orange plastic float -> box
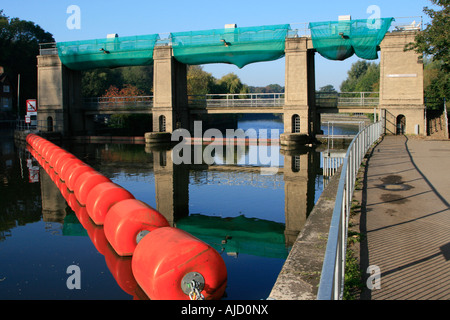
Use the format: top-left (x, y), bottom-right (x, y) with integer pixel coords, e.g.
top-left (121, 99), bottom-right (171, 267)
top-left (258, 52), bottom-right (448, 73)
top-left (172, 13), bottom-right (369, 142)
top-left (66, 163), bottom-right (95, 192)
top-left (59, 158), bottom-right (84, 182)
top-left (53, 152), bottom-right (76, 175)
top-left (131, 227), bottom-right (227, 300)
top-left (48, 148), bottom-right (67, 169)
top-left (86, 182), bottom-right (135, 225)
top-left (73, 171), bottom-right (111, 206)
top-left (104, 199), bottom-right (170, 256)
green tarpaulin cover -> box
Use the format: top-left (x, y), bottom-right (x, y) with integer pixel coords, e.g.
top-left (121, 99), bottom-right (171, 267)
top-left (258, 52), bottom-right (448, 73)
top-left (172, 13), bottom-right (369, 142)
top-left (57, 34), bottom-right (160, 70)
top-left (170, 24), bottom-right (290, 68)
top-left (309, 18), bottom-right (394, 60)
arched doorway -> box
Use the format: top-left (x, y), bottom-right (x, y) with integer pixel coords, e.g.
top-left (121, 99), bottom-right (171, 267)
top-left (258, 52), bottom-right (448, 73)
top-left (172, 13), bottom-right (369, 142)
top-left (292, 114), bottom-right (300, 133)
top-left (159, 115), bottom-right (166, 132)
top-left (396, 115), bottom-right (406, 135)
top-left (47, 116), bottom-right (53, 132)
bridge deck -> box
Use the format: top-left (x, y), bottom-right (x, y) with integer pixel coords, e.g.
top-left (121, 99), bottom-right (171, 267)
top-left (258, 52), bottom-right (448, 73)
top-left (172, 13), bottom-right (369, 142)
top-left (82, 92), bottom-right (379, 114)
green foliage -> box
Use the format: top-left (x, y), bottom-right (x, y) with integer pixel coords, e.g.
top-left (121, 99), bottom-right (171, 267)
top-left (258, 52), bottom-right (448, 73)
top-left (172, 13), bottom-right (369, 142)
top-left (108, 114), bottom-right (152, 135)
top-left (81, 66), bottom-right (153, 97)
top-left (186, 66), bottom-right (250, 96)
top-left (340, 60), bottom-right (379, 93)
top-left (186, 65), bottom-right (216, 95)
top-left (248, 84), bottom-right (284, 93)
top-left (215, 73), bottom-right (248, 94)
top-left (406, 0), bottom-right (449, 103)
top-left (318, 84), bottom-right (337, 92)
top-left (406, 0), bottom-right (450, 72)
top-left (0, 10), bottom-right (54, 114)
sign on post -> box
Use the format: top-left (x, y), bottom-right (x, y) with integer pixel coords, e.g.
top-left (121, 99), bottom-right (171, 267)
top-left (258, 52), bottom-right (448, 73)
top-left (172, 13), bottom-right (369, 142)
top-left (25, 115), bottom-right (31, 124)
top-left (26, 99), bottom-right (37, 116)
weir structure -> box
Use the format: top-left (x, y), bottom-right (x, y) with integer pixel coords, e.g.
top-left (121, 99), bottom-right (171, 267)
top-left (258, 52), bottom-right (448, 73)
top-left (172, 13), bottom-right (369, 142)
top-left (35, 17), bottom-right (424, 145)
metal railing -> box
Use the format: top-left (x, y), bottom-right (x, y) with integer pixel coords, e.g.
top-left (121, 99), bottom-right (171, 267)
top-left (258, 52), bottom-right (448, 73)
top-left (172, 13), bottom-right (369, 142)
top-left (316, 92), bottom-right (379, 108)
top-left (83, 96), bottom-right (153, 110)
top-left (317, 120), bottom-right (383, 300)
top-left (16, 119), bottom-right (64, 132)
top-left (188, 93), bottom-right (285, 108)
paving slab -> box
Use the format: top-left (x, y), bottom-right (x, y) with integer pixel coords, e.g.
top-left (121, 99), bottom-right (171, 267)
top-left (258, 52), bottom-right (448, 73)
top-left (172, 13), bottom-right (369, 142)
top-left (360, 135), bottom-right (450, 300)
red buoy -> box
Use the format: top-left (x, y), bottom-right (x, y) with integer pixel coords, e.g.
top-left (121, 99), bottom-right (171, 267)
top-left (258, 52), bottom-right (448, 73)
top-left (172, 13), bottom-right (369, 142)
top-left (131, 227), bottom-right (227, 300)
top-left (104, 199), bottom-right (170, 256)
top-left (53, 152), bottom-right (76, 175)
top-left (86, 182), bottom-right (135, 225)
top-left (59, 158), bottom-right (84, 182)
top-left (73, 171), bottom-right (111, 206)
top-left (66, 163), bottom-right (95, 192)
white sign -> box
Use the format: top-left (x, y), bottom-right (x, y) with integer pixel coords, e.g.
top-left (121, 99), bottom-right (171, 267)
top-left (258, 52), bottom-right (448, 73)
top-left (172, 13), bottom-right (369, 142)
top-left (25, 115), bottom-right (31, 124)
top-left (26, 99), bottom-right (37, 116)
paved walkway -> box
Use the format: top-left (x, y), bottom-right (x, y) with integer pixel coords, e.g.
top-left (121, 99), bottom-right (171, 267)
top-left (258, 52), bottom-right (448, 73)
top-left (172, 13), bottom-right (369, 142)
top-left (360, 135), bottom-right (450, 300)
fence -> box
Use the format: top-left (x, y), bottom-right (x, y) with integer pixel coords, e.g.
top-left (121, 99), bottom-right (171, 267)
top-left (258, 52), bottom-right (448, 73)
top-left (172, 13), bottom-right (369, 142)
top-left (16, 119), bottom-right (64, 132)
top-left (317, 120), bottom-right (383, 300)
top-left (83, 96), bottom-right (153, 110)
top-left (188, 93), bottom-right (285, 108)
top-left (316, 92), bottom-right (379, 108)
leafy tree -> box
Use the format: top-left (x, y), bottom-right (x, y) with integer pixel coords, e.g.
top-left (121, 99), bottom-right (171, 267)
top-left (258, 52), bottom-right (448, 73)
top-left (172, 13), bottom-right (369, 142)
top-left (405, 0), bottom-right (449, 104)
top-left (0, 10), bottom-right (54, 115)
top-left (215, 73), bottom-right (248, 94)
top-left (120, 65), bottom-right (153, 94)
top-left (318, 84), bottom-right (337, 92)
top-left (186, 65), bottom-right (216, 95)
top-left (340, 60), bottom-right (379, 93)
top-left (81, 68), bottom-right (120, 97)
top-left (406, 0), bottom-right (449, 72)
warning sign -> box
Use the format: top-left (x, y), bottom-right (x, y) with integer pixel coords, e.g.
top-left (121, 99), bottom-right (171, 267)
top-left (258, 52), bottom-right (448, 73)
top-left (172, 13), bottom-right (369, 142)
top-left (26, 99), bottom-right (37, 115)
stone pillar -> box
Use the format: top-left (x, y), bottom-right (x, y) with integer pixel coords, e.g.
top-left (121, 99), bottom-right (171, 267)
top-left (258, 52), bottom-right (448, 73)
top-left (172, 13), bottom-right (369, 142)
top-left (281, 37), bottom-right (317, 147)
top-left (151, 46), bottom-right (188, 136)
top-left (37, 54), bottom-right (84, 136)
top-left (379, 32), bottom-right (425, 135)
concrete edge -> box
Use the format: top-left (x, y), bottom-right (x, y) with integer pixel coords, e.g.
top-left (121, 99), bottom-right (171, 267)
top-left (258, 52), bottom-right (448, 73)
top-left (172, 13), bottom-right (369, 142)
top-left (268, 165), bottom-right (342, 300)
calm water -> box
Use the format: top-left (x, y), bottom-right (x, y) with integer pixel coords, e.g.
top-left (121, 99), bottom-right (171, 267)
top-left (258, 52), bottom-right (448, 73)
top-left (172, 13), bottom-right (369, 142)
top-left (0, 117), bottom-right (356, 300)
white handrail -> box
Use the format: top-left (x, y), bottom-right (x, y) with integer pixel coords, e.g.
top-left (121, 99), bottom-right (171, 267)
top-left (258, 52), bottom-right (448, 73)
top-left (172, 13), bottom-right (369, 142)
top-left (317, 120), bottom-right (383, 300)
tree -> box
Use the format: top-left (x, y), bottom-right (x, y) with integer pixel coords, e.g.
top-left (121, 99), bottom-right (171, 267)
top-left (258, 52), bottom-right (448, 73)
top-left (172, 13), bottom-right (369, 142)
top-left (318, 84), bottom-right (337, 93)
top-left (340, 60), bottom-right (379, 93)
top-left (215, 73), bottom-right (248, 94)
top-left (405, 0), bottom-right (449, 103)
top-left (186, 65), bottom-right (216, 96)
top-left (0, 10), bottom-right (54, 115)
top-left (406, 0), bottom-right (449, 72)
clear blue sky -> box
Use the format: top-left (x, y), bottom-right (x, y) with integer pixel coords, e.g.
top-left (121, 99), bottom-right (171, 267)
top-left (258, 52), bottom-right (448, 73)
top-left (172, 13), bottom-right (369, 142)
top-left (1, 0), bottom-right (434, 90)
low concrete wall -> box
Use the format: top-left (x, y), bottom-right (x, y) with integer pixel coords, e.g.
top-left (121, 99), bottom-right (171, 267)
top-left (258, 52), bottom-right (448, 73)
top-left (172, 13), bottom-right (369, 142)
top-left (268, 165), bottom-right (341, 300)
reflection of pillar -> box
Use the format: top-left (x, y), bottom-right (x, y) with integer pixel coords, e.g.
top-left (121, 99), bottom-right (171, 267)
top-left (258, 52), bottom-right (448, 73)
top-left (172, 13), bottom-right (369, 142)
top-left (152, 148), bottom-right (189, 226)
top-left (282, 148), bottom-right (318, 246)
top-left (40, 167), bottom-right (67, 222)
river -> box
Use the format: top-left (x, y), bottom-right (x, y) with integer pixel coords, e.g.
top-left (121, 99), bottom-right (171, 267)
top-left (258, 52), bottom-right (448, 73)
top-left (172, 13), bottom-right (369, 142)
top-left (0, 115), bottom-right (360, 300)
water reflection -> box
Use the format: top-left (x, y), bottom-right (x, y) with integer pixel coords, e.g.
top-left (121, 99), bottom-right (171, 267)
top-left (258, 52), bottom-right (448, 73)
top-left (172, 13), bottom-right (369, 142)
top-left (0, 132), bottom-right (346, 299)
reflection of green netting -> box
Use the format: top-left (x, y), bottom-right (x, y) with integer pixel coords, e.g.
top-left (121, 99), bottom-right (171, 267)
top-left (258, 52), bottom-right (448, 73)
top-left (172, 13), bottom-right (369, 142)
top-left (309, 18), bottom-right (394, 60)
top-left (176, 214), bottom-right (288, 259)
top-left (57, 34), bottom-right (160, 70)
top-left (170, 24), bottom-right (290, 68)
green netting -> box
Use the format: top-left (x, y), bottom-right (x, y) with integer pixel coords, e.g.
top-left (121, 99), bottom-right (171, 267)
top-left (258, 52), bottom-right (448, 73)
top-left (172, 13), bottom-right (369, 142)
top-left (309, 18), bottom-right (394, 60)
top-left (170, 24), bottom-right (290, 68)
top-left (57, 34), bottom-right (160, 70)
